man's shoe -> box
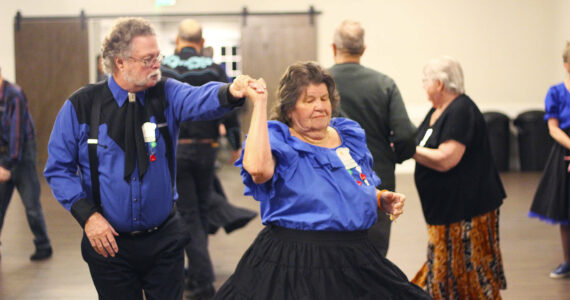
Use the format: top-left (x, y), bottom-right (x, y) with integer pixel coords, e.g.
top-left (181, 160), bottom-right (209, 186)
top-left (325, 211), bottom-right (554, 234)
top-left (549, 262), bottom-right (570, 278)
top-left (187, 284), bottom-right (215, 300)
top-left (30, 247), bottom-right (52, 261)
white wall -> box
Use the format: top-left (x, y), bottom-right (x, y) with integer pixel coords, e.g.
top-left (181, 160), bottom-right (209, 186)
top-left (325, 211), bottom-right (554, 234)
top-left (554, 0), bottom-right (570, 78)
top-left (1, 0), bottom-right (567, 122)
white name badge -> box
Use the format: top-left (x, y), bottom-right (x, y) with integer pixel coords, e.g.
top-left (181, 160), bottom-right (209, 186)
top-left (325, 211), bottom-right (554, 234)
top-left (142, 122), bottom-right (157, 143)
top-left (336, 147), bottom-right (358, 170)
top-left (419, 128), bottom-right (433, 147)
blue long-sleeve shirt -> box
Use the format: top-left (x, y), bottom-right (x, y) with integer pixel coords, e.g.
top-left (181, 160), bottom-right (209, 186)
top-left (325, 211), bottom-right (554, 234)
top-left (44, 76), bottom-right (243, 232)
top-left (0, 79), bottom-right (36, 170)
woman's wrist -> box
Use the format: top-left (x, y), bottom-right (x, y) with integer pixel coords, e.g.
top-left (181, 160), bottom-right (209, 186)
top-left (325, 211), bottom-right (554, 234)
top-left (377, 189), bottom-right (388, 211)
top-left (377, 189), bottom-right (395, 221)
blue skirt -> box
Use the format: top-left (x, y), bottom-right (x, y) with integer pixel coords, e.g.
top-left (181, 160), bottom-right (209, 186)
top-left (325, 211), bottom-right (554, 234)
top-left (214, 226), bottom-right (431, 300)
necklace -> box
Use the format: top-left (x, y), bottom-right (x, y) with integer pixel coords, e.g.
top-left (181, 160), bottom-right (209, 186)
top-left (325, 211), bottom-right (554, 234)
top-left (297, 127), bottom-right (331, 145)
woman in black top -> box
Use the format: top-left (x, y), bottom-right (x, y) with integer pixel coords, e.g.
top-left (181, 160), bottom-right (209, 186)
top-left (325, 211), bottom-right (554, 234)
top-left (411, 56), bottom-right (507, 300)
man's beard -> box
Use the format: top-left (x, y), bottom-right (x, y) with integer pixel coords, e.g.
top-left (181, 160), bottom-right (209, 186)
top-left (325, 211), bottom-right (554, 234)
top-left (123, 69), bottom-right (161, 87)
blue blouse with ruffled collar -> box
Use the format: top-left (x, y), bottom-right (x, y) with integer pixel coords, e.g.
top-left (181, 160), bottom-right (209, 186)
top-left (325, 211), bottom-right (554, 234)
top-left (544, 82), bottom-right (570, 129)
top-left (235, 117), bottom-right (381, 231)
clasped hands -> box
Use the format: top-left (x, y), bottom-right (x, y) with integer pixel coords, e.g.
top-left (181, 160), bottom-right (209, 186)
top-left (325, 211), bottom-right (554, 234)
top-left (229, 75), bottom-right (267, 102)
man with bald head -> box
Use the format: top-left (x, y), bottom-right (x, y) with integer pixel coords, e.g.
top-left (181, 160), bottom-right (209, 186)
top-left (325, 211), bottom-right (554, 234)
top-left (161, 18), bottom-right (248, 300)
top-left (329, 20), bottom-right (416, 257)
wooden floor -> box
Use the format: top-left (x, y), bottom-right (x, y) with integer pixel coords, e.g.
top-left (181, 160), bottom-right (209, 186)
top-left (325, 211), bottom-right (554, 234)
top-left (1, 163), bottom-right (569, 299)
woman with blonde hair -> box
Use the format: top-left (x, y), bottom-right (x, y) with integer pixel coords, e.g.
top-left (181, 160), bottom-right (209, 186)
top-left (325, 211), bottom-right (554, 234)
top-left (529, 41), bottom-right (570, 279)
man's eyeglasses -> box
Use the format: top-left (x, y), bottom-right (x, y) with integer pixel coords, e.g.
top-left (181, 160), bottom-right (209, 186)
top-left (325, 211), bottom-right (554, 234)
top-left (127, 54), bottom-right (164, 68)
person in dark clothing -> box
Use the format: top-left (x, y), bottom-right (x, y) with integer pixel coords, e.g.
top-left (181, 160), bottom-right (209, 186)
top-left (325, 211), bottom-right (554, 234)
top-left (328, 20), bottom-right (416, 256)
top-left (161, 18), bottom-right (256, 300)
top-left (44, 17), bottom-right (261, 300)
top-left (206, 120), bottom-right (257, 236)
top-left (411, 56), bottom-right (506, 299)
top-left (0, 66), bottom-right (52, 261)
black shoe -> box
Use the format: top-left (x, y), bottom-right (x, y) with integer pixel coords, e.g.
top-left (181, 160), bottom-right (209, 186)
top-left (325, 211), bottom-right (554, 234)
top-left (30, 247), bottom-right (52, 261)
top-left (223, 209), bottom-right (258, 234)
top-left (187, 284), bottom-right (215, 300)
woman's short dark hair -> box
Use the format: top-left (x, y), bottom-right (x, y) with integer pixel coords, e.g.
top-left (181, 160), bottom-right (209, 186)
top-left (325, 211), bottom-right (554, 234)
top-left (270, 61), bottom-right (339, 126)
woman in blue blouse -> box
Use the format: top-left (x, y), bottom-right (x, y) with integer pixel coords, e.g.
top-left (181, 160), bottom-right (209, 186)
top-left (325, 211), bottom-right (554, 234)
top-left (529, 42), bottom-right (570, 279)
top-left (213, 62), bottom-right (431, 300)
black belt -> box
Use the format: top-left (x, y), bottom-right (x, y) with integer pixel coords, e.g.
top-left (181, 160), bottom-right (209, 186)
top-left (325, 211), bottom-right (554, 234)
top-left (121, 208), bottom-right (175, 237)
top-left (126, 226), bottom-right (160, 237)
top-left (178, 138), bottom-right (219, 147)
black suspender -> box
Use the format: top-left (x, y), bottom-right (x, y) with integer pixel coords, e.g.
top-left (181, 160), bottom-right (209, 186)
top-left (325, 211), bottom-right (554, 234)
top-left (88, 95), bottom-right (103, 209)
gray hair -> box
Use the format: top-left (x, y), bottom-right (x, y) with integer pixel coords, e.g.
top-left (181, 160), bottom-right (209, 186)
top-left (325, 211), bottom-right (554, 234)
top-left (562, 41), bottom-right (570, 64)
top-left (100, 17), bottom-right (156, 74)
top-left (270, 61), bottom-right (339, 126)
top-left (423, 56), bottom-right (465, 94)
top-left (333, 20), bottom-right (365, 55)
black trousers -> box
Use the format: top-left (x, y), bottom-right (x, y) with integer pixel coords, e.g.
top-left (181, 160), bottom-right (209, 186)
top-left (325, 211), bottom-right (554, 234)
top-left (81, 212), bottom-right (186, 300)
top-left (176, 143), bottom-right (218, 287)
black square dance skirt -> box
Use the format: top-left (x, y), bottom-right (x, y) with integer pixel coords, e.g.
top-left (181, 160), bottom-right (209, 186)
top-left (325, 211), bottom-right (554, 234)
top-left (529, 139), bottom-right (570, 225)
top-left (214, 225), bottom-right (432, 300)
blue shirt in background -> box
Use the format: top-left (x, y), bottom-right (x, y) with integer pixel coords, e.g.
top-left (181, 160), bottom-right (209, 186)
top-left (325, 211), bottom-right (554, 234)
top-left (544, 82), bottom-right (570, 129)
top-left (0, 79), bottom-right (36, 170)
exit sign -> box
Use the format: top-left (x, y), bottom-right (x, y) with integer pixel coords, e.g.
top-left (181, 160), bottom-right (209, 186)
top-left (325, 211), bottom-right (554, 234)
top-left (156, 0), bottom-right (176, 7)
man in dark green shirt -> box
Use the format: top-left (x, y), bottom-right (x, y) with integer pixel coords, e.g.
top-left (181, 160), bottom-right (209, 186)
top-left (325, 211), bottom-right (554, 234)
top-left (329, 20), bottom-right (416, 256)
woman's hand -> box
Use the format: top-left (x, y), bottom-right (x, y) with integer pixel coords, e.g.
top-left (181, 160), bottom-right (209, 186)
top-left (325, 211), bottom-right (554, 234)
top-left (245, 78), bottom-right (267, 104)
top-left (378, 190), bottom-right (405, 220)
top-left (229, 75), bottom-right (265, 98)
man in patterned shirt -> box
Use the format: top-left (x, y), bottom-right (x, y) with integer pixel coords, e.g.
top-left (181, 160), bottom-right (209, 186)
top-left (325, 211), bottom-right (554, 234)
top-left (0, 66), bottom-right (52, 261)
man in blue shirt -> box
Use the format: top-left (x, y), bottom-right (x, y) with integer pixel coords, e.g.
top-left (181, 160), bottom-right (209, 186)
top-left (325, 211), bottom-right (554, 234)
top-left (44, 17), bottom-right (261, 300)
top-left (0, 67), bottom-right (52, 261)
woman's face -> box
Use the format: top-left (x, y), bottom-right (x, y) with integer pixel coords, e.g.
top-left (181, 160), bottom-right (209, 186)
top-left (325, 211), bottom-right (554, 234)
top-left (423, 78), bottom-right (442, 104)
top-left (288, 83), bottom-right (332, 133)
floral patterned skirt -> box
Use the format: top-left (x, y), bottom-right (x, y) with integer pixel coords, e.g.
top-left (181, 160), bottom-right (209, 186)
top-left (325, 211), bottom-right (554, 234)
top-left (411, 209), bottom-right (507, 300)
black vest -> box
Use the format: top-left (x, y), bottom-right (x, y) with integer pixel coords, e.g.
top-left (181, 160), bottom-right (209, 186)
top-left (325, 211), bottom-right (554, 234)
top-left (68, 80), bottom-right (174, 207)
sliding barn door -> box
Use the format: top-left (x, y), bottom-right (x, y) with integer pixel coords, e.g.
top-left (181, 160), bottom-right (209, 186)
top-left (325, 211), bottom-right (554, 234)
top-left (14, 18), bottom-right (89, 173)
top-left (240, 15), bottom-right (317, 132)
